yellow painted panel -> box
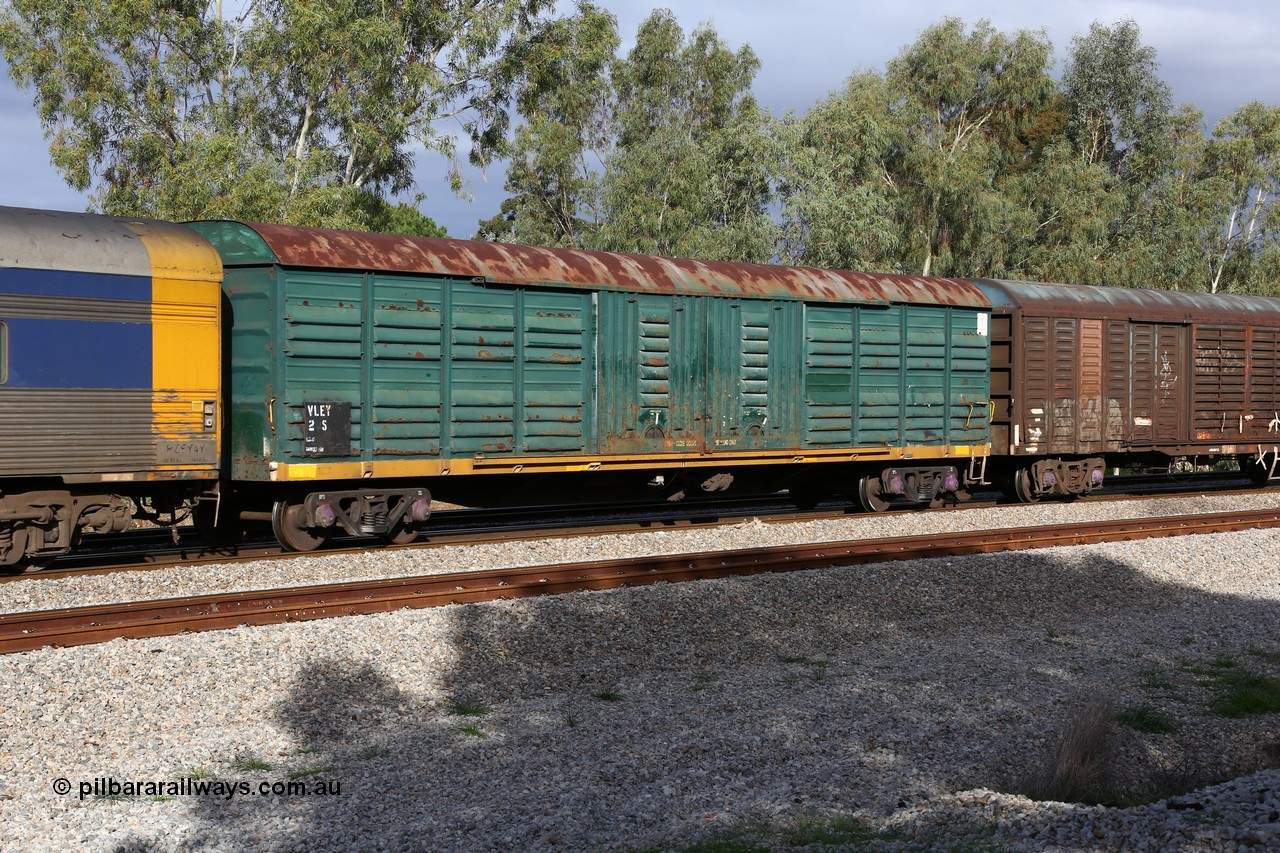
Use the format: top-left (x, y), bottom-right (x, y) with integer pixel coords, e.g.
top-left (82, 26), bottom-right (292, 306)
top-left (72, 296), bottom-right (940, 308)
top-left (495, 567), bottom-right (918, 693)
top-left (128, 223), bottom-right (223, 471)
top-left (272, 444), bottom-right (991, 481)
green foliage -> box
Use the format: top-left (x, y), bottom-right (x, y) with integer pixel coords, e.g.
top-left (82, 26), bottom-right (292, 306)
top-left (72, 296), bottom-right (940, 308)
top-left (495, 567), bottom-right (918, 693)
top-left (7, 3), bottom-right (1277, 288)
top-left (777, 72), bottom-right (900, 269)
top-left (886, 18), bottom-right (1056, 277)
top-left (777, 16), bottom-right (1280, 293)
top-left (780, 18), bottom-right (1058, 277)
top-left (448, 699), bottom-right (491, 717)
top-left (482, 6), bottom-right (777, 263)
top-left (0, 0), bottom-right (551, 224)
top-left (478, 1), bottom-right (619, 248)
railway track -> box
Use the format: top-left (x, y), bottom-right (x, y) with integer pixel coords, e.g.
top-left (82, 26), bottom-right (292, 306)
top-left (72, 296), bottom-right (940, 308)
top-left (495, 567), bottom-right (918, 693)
top-left (4, 472), bottom-right (1258, 581)
top-left (3, 506), bottom-right (1278, 655)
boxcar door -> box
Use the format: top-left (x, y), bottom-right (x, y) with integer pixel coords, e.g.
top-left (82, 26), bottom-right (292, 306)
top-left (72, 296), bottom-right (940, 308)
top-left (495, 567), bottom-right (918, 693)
top-left (1129, 322), bottom-right (1187, 444)
top-left (705, 299), bottom-right (793, 451)
top-left (598, 291), bottom-right (704, 455)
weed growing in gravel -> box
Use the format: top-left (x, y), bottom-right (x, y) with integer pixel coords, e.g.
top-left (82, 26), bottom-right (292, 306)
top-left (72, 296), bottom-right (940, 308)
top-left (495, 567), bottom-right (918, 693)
top-left (691, 673), bottom-right (719, 691)
top-left (1208, 653), bottom-right (1239, 671)
top-left (1207, 670), bottom-right (1280, 717)
top-left (185, 767), bottom-right (215, 781)
top-left (665, 813), bottom-right (899, 852)
top-left (357, 745), bottom-right (389, 761)
top-left (593, 688), bottom-right (623, 702)
top-left (1114, 705), bottom-right (1179, 734)
top-left (1044, 627), bottom-right (1078, 649)
top-left (231, 755), bottom-right (274, 772)
top-left (1021, 684), bottom-right (1266, 808)
top-left (456, 723), bottom-right (487, 738)
top-left (288, 765), bottom-right (337, 779)
top-left (778, 655), bottom-right (831, 684)
top-left (1247, 648), bottom-right (1280, 665)
top-left (449, 699), bottom-right (491, 717)
top-left (1022, 695), bottom-right (1113, 803)
top-left (781, 813), bottom-right (894, 846)
top-left (1138, 667), bottom-right (1174, 690)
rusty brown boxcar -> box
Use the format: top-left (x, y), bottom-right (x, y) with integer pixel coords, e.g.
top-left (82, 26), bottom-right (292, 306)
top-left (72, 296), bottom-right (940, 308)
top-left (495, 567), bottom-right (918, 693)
top-left (976, 279), bottom-right (1280, 500)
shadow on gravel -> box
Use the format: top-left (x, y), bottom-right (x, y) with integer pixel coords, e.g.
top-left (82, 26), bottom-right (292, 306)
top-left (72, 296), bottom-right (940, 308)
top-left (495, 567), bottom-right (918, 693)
top-left (121, 540), bottom-right (1280, 852)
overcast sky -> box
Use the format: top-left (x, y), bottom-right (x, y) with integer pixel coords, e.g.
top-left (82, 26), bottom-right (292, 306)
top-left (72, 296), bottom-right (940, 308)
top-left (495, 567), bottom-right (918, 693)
top-left (2, 0), bottom-right (1277, 237)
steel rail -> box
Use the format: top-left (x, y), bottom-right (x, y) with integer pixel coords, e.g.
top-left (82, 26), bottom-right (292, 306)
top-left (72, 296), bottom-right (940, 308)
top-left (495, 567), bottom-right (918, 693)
top-left (3, 507), bottom-right (1279, 655)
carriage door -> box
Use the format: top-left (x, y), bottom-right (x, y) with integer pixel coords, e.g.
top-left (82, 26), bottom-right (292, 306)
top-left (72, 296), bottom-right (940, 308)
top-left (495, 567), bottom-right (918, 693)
top-left (1129, 322), bottom-right (1187, 444)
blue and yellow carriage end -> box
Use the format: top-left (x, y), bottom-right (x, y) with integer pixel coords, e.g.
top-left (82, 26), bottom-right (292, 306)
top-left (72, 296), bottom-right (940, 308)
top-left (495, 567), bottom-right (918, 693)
top-left (0, 206), bottom-right (221, 570)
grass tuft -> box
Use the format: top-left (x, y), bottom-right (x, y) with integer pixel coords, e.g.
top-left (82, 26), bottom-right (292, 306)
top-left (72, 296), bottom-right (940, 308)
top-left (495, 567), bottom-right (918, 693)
top-left (666, 814), bottom-right (897, 853)
top-left (231, 755), bottom-right (274, 772)
top-left (449, 699), bottom-right (491, 717)
top-left (1208, 670), bottom-right (1280, 718)
top-left (1023, 695), bottom-right (1113, 803)
top-left (287, 765), bottom-right (336, 779)
top-left (1114, 705), bottom-right (1179, 734)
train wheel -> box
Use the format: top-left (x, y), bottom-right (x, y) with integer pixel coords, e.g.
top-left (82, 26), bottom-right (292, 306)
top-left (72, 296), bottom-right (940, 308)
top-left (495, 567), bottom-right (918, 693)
top-left (271, 499), bottom-right (329, 552)
top-left (382, 524), bottom-right (420, 546)
top-left (1013, 468), bottom-right (1040, 503)
top-left (856, 476), bottom-right (891, 513)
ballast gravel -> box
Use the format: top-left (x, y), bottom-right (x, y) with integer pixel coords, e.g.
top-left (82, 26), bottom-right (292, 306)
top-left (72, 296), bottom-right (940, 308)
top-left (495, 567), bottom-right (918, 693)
top-left (1, 491), bottom-right (1279, 851)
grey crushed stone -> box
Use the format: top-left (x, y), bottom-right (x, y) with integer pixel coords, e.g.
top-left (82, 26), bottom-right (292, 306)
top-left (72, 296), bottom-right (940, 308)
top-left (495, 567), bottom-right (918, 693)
top-left (0, 492), bottom-right (1278, 851)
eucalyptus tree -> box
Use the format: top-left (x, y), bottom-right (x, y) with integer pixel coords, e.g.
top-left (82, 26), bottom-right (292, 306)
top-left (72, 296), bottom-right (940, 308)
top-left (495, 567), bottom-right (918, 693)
top-left (885, 18), bottom-right (1056, 277)
top-left (601, 9), bottom-right (775, 261)
top-left (1053, 18), bottom-right (1177, 283)
top-left (483, 7), bottom-right (776, 263)
top-left (0, 0), bottom-right (553, 228)
top-left (479, 1), bottom-right (619, 248)
top-left (1200, 102), bottom-right (1280, 294)
top-left (776, 71), bottom-right (901, 270)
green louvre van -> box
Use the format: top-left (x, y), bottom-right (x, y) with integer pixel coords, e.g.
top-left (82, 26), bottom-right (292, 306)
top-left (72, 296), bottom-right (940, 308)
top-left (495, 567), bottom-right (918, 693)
top-left (187, 220), bottom-right (992, 549)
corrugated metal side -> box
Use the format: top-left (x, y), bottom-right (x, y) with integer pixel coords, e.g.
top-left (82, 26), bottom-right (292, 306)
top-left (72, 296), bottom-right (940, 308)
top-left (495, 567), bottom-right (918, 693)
top-left (803, 304), bottom-right (990, 449)
top-left (597, 291), bottom-right (703, 455)
top-left (1023, 317), bottom-right (1108, 454)
top-left (1020, 316), bottom-right (1051, 453)
top-left (273, 271), bottom-right (595, 463)
top-left (0, 389), bottom-right (157, 475)
top-left (1251, 328), bottom-right (1280, 431)
top-left (207, 220), bottom-right (991, 308)
top-left (1193, 324), bottom-right (1280, 443)
top-left (370, 274), bottom-right (445, 456)
top-left (1193, 324), bottom-right (1247, 439)
top-left (1078, 319), bottom-right (1104, 449)
top-left (1103, 321), bottom-right (1130, 446)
